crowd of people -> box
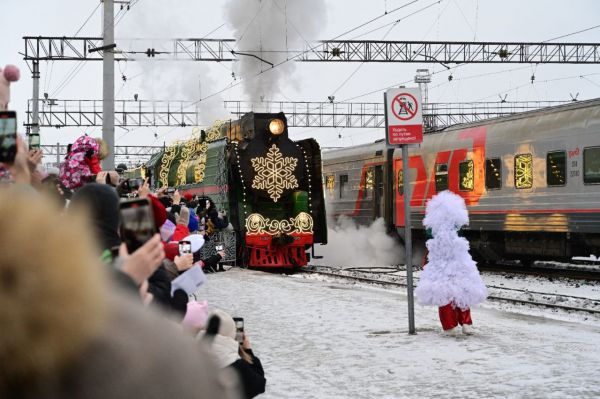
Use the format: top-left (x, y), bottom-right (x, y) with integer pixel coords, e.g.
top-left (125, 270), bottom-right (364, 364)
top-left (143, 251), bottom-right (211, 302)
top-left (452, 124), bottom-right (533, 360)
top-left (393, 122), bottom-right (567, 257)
top-left (0, 133), bottom-right (266, 399)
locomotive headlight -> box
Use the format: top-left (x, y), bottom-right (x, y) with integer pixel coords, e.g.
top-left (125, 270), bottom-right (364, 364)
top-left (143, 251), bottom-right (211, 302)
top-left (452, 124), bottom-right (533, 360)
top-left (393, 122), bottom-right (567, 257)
top-left (269, 119), bottom-right (285, 135)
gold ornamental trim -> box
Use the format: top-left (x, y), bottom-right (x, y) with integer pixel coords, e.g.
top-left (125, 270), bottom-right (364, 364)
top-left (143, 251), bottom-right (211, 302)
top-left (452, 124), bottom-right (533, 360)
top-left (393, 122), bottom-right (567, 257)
top-left (245, 212), bottom-right (313, 235)
top-left (159, 144), bottom-right (178, 187)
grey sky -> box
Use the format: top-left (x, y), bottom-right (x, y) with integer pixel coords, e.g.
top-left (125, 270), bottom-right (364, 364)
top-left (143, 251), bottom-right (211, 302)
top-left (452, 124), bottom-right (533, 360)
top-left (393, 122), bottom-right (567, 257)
top-left (3, 0), bottom-right (600, 154)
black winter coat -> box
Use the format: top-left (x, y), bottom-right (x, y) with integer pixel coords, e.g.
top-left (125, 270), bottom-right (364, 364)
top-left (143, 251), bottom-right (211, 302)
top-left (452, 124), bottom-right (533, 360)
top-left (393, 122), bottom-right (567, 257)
top-left (230, 349), bottom-right (266, 399)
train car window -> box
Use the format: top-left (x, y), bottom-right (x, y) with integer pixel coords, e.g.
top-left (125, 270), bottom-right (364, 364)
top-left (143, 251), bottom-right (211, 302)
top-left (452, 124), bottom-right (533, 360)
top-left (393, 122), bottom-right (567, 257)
top-left (459, 160), bottom-right (474, 191)
top-left (547, 151), bottom-right (566, 186)
top-left (397, 169), bottom-right (403, 196)
top-left (514, 153), bottom-right (533, 189)
top-left (340, 174), bottom-right (349, 198)
top-left (583, 147), bottom-right (600, 184)
top-left (485, 158), bottom-right (502, 190)
top-left (435, 163), bottom-right (448, 192)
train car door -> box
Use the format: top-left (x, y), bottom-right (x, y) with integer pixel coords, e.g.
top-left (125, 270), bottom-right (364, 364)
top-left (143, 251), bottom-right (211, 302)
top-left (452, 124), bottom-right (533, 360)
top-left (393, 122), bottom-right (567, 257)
top-left (374, 165), bottom-right (384, 219)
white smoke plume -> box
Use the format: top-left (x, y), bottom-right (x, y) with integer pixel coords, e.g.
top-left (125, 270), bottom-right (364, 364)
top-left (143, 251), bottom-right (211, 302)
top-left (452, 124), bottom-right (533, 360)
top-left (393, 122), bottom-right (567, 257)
top-left (313, 217), bottom-right (406, 268)
top-left (224, 0), bottom-right (327, 100)
top-left (116, 1), bottom-right (228, 121)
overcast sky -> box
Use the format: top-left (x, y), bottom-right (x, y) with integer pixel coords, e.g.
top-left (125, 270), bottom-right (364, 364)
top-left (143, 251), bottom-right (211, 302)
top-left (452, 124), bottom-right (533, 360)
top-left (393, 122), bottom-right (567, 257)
top-left (3, 0), bottom-right (600, 155)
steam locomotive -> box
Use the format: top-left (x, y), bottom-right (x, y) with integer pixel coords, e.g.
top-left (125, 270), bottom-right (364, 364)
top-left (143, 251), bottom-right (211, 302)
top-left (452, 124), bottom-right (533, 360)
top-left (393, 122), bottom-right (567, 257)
top-left (140, 112), bottom-right (327, 269)
top-left (322, 99), bottom-right (600, 265)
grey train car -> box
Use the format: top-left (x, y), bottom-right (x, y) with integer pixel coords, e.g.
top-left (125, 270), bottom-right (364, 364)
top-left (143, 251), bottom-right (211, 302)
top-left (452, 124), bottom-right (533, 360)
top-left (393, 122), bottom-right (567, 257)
top-left (322, 98), bottom-right (600, 265)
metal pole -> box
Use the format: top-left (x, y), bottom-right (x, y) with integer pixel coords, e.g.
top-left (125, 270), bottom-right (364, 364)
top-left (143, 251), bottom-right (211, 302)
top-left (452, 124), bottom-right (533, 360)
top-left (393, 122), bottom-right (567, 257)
top-left (402, 144), bottom-right (416, 335)
top-left (56, 142), bottom-right (60, 166)
top-left (102, 0), bottom-right (115, 170)
top-left (31, 60), bottom-right (40, 137)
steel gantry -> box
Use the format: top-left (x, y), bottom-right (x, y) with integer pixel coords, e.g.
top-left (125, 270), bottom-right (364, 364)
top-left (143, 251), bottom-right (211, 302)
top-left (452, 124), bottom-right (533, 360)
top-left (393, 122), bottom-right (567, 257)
top-left (24, 37), bottom-right (600, 64)
top-left (42, 143), bottom-right (165, 168)
top-left (27, 98), bottom-right (574, 131)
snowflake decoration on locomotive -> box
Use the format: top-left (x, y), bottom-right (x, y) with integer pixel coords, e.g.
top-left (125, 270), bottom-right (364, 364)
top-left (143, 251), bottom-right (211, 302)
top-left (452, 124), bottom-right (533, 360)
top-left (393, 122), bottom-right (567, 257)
top-left (251, 144), bottom-right (299, 202)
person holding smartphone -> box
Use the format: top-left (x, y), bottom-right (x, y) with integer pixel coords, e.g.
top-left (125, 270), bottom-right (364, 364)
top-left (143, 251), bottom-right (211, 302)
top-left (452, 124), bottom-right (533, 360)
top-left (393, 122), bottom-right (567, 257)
top-left (203, 310), bottom-right (266, 399)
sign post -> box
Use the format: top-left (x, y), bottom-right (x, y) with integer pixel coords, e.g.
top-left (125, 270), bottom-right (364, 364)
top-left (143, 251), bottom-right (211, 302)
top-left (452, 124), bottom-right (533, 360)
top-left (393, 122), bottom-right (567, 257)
top-left (384, 87), bottom-right (422, 335)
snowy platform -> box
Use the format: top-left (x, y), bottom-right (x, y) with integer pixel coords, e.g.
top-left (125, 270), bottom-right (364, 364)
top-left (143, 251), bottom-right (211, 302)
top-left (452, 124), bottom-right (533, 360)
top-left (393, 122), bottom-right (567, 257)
top-left (197, 268), bottom-right (600, 399)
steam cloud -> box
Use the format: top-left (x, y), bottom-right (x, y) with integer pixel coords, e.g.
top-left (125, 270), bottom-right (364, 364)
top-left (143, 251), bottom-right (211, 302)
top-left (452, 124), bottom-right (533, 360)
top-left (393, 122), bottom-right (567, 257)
top-left (117, 1), bottom-right (227, 121)
top-left (224, 0), bottom-right (327, 100)
top-left (313, 217), bottom-right (406, 268)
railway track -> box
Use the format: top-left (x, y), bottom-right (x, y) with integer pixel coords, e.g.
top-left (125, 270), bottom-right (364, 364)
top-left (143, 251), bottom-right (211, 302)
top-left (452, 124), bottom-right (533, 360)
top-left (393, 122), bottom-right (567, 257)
top-left (478, 262), bottom-right (600, 280)
top-left (302, 265), bottom-right (600, 315)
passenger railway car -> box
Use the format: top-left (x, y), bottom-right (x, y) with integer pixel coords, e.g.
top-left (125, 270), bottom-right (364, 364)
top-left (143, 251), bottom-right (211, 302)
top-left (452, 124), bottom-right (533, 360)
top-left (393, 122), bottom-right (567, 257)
top-left (323, 99), bottom-right (600, 264)
top-left (141, 112), bottom-right (327, 268)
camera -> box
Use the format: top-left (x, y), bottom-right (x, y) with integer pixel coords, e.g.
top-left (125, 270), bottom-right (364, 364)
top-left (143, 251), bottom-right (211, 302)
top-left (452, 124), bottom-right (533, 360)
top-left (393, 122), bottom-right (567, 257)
top-left (0, 111), bottom-right (17, 164)
top-left (119, 198), bottom-right (157, 253)
top-left (166, 187), bottom-right (176, 195)
top-left (129, 177), bottom-right (144, 191)
top-left (233, 317), bottom-right (244, 343)
top-left (179, 240), bottom-right (192, 255)
top-left (215, 244), bottom-right (224, 252)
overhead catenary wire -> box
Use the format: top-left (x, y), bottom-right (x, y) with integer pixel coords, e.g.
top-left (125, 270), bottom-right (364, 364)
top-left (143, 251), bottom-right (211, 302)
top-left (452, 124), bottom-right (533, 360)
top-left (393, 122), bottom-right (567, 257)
top-left (51, 0), bottom-right (139, 98)
top-left (181, 0), bottom-right (446, 116)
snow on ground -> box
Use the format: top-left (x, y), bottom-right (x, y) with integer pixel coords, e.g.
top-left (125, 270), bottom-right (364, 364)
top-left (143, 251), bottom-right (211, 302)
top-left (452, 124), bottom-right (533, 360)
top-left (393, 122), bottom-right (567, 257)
top-left (197, 268), bottom-right (600, 399)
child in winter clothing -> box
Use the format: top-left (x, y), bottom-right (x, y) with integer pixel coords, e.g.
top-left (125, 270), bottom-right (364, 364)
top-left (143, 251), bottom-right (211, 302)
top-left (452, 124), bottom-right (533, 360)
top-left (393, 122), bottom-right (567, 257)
top-left (415, 190), bottom-right (487, 335)
top-left (60, 135), bottom-right (108, 190)
top-left (202, 309), bottom-right (266, 398)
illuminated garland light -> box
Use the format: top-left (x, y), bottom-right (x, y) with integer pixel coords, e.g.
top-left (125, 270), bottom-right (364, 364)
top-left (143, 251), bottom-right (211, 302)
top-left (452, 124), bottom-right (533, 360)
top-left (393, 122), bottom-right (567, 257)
top-left (233, 142), bottom-right (249, 217)
top-left (245, 212), bottom-right (314, 235)
top-left (251, 144), bottom-right (298, 202)
top-left (515, 154), bottom-right (533, 189)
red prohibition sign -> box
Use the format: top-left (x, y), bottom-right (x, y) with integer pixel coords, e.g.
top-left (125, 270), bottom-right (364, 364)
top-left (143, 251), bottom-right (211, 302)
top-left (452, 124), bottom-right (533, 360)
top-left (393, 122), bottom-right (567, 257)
top-left (391, 93), bottom-right (418, 121)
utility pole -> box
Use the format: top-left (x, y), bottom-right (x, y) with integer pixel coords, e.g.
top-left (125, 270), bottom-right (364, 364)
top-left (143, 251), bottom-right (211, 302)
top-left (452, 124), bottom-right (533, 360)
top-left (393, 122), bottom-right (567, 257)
top-left (102, 0), bottom-right (115, 169)
top-left (31, 60), bottom-right (40, 139)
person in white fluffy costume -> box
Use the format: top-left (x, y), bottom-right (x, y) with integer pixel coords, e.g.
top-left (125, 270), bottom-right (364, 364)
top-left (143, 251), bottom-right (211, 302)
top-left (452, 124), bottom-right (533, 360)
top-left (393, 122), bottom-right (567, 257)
top-left (415, 190), bottom-right (487, 334)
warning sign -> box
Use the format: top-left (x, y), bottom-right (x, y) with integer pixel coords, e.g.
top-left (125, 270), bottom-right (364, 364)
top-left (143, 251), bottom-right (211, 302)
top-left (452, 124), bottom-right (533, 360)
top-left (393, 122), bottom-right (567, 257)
top-left (385, 88), bottom-right (423, 145)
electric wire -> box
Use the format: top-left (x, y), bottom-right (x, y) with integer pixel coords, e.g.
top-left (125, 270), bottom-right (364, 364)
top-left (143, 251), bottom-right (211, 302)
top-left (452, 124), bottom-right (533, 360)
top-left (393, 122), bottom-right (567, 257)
top-left (348, 0), bottom-right (444, 40)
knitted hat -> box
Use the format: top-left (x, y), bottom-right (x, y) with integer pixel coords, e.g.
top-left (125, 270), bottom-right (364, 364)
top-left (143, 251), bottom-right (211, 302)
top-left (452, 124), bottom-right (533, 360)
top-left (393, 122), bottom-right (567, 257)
top-left (181, 300), bottom-right (209, 330)
top-left (183, 193), bottom-right (193, 202)
top-left (148, 194), bottom-right (167, 228)
top-left (209, 309), bottom-right (236, 339)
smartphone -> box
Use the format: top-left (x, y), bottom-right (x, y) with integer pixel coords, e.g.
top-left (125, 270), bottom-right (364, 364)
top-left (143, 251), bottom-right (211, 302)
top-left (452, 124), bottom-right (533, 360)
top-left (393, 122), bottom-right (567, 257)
top-left (0, 111), bottom-right (17, 163)
top-left (166, 187), bottom-right (175, 195)
top-left (215, 244), bottom-right (224, 252)
top-left (129, 178), bottom-right (144, 191)
top-left (233, 317), bottom-right (244, 343)
top-left (179, 240), bottom-right (192, 255)
top-left (119, 198), bottom-right (157, 253)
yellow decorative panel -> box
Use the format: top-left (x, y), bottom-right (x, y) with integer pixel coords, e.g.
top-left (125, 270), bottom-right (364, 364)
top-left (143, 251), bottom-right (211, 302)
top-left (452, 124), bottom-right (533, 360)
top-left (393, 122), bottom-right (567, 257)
top-left (365, 169), bottom-right (374, 190)
top-left (514, 153), bottom-right (533, 189)
top-left (459, 160), bottom-right (474, 191)
top-left (326, 175), bottom-right (335, 191)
